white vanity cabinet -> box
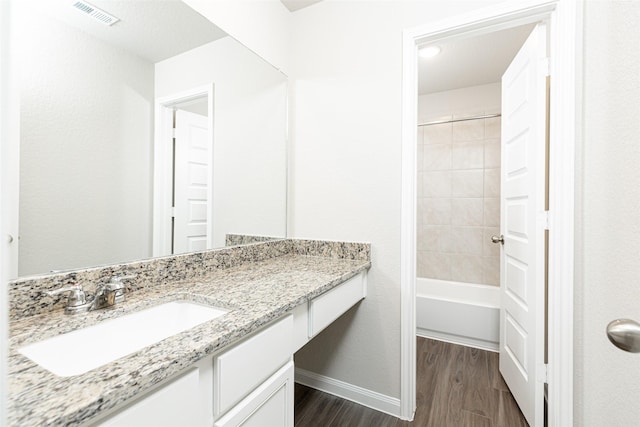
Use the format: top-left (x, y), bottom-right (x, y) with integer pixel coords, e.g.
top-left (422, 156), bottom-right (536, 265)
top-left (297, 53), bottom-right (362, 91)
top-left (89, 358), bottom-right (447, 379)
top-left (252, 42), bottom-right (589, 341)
top-left (293, 271), bottom-right (367, 352)
top-left (213, 315), bottom-right (294, 425)
top-left (91, 315), bottom-right (293, 427)
top-left (93, 358), bottom-right (214, 427)
top-left (90, 271), bottom-right (366, 427)
top-left (214, 361), bottom-right (294, 427)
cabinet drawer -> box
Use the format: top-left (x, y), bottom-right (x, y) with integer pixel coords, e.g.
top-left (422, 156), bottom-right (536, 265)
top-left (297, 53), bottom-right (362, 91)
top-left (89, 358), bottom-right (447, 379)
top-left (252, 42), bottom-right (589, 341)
top-left (308, 272), bottom-right (366, 338)
top-left (214, 315), bottom-right (293, 418)
top-left (214, 361), bottom-right (294, 427)
top-left (95, 368), bottom-right (203, 427)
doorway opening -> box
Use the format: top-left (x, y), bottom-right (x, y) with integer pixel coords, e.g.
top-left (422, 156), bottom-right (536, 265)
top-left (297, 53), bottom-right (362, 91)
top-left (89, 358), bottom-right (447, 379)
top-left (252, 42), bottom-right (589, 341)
top-left (401, 2), bottom-right (578, 426)
top-left (415, 23), bottom-right (538, 425)
top-left (153, 84), bottom-right (215, 257)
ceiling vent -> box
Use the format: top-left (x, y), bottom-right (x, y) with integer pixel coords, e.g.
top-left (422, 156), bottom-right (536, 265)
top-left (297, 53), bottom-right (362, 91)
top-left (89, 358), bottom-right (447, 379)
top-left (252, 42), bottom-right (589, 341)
top-left (72, 1), bottom-right (120, 26)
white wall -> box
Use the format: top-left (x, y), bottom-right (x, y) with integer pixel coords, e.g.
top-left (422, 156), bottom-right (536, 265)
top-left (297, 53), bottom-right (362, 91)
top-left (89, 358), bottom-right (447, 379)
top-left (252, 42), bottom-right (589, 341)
top-left (155, 37), bottom-right (288, 247)
top-left (0, 2), bottom-right (14, 422)
top-left (418, 82), bottom-right (501, 123)
top-left (576, 1), bottom-right (640, 425)
top-left (15, 6), bottom-right (154, 276)
top-left (289, 0), bottom-right (502, 401)
top-left (183, 0), bottom-right (291, 75)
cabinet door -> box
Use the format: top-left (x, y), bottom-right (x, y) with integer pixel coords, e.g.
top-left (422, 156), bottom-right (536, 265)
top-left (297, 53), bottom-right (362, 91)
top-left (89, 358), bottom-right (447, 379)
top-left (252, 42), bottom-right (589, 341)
top-left (214, 361), bottom-right (294, 427)
top-left (95, 368), bottom-right (204, 427)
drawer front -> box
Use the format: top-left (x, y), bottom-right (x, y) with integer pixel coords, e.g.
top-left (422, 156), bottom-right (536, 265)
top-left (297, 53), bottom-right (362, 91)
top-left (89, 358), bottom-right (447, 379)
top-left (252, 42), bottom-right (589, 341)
top-left (308, 272), bottom-right (366, 338)
top-left (96, 368), bottom-right (203, 427)
top-left (214, 315), bottom-right (293, 418)
top-left (214, 361), bottom-right (294, 427)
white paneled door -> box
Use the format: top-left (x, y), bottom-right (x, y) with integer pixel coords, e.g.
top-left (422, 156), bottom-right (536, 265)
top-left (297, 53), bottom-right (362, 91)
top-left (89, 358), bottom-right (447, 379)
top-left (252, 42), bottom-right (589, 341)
top-left (499, 24), bottom-right (547, 427)
top-left (173, 110), bottom-right (210, 254)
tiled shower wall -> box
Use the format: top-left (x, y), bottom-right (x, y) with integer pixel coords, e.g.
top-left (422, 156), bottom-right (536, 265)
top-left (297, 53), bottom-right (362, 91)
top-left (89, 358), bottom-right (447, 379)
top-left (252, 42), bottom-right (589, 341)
top-left (417, 116), bottom-right (501, 286)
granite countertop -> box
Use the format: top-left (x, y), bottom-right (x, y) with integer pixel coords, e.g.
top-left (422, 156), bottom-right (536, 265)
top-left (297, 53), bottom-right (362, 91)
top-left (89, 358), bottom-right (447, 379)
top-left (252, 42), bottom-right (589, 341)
top-left (8, 248), bottom-right (370, 426)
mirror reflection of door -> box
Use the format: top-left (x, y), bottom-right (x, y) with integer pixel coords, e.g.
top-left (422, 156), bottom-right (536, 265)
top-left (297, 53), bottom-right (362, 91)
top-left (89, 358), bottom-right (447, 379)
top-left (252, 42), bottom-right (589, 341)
top-left (173, 107), bottom-right (209, 254)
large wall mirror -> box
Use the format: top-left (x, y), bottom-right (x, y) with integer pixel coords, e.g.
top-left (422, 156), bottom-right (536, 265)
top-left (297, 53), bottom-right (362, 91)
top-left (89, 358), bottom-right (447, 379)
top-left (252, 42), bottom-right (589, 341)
top-left (12, 0), bottom-right (288, 278)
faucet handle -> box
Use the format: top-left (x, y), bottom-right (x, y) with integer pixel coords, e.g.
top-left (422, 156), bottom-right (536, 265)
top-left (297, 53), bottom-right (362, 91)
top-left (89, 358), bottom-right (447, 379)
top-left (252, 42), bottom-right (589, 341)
top-left (45, 284), bottom-right (87, 308)
top-left (107, 274), bottom-right (136, 289)
top-left (104, 274), bottom-right (136, 306)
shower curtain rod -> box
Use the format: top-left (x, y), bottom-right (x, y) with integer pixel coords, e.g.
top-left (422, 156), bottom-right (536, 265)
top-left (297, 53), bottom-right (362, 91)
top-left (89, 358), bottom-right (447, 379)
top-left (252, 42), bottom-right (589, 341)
top-left (417, 113), bottom-right (501, 127)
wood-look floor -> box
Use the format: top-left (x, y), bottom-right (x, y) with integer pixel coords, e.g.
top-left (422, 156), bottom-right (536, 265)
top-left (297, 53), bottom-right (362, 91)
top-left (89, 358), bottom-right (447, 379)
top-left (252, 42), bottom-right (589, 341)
top-left (294, 337), bottom-right (528, 427)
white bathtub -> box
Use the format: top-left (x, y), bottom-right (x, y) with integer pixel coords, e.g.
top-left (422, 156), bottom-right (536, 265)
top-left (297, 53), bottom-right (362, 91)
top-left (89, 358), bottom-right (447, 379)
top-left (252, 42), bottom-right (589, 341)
top-left (416, 278), bottom-right (500, 352)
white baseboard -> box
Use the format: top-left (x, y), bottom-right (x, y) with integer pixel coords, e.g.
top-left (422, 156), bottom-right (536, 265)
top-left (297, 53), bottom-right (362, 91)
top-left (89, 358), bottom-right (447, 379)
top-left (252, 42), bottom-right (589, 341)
top-left (416, 328), bottom-right (499, 352)
top-left (294, 368), bottom-right (402, 419)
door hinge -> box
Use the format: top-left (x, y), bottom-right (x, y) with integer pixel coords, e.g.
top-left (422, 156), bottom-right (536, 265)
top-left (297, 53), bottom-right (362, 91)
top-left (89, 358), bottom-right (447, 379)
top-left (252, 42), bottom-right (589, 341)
top-left (172, 128), bottom-right (176, 138)
top-left (541, 363), bottom-right (549, 384)
top-left (170, 207), bottom-right (176, 218)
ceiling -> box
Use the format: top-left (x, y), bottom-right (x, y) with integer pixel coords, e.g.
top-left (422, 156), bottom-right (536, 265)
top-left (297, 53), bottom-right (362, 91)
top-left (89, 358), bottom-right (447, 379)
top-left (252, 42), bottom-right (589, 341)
top-left (418, 24), bottom-right (536, 95)
top-left (36, 0), bottom-right (228, 63)
top-left (39, 1), bottom-right (530, 90)
top-left (280, 0), bottom-right (323, 12)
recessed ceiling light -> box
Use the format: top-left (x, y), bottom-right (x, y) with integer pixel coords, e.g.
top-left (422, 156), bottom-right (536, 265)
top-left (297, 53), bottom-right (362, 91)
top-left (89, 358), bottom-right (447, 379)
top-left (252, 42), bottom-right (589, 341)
top-left (419, 46), bottom-right (441, 59)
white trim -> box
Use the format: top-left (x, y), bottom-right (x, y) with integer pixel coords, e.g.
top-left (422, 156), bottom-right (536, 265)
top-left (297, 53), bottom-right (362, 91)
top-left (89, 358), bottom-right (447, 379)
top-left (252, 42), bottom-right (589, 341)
top-left (546, 1), bottom-right (580, 425)
top-left (401, 1), bottom-right (577, 426)
top-left (416, 329), bottom-right (499, 353)
top-left (153, 84), bottom-right (215, 256)
top-left (294, 368), bottom-right (402, 419)
top-left (399, 26), bottom-right (418, 422)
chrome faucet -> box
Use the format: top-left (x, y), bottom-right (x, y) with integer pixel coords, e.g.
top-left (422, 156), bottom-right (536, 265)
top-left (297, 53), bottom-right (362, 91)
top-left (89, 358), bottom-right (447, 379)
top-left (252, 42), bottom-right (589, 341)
top-left (46, 284), bottom-right (88, 314)
top-left (46, 275), bottom-right (136, 315)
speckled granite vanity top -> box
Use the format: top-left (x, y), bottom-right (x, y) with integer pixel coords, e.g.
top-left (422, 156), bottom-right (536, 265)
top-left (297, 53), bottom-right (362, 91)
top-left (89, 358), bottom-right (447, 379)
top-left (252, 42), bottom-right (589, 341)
top-left (7, 239), bottom-right (370, 426)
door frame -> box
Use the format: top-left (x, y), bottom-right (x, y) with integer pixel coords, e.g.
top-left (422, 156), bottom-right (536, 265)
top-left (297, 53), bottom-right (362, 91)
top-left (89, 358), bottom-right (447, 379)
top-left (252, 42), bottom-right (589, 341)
top-left (400, 1), bottom-right (580, 425)
top-left (153, 84), bottom-right (215, 256)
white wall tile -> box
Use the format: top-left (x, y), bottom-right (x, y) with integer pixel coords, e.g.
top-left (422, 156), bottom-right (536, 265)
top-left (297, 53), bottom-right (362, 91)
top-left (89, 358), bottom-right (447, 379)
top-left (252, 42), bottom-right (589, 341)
top-left (417, 251), bottom-right (451, 280)
top-left (483, 256), bottom-right (500, 286)
top-left (451, 254), bottom-right (484, 283)
top-left (484, 198), bottom-right (500, 226)
top-left (453, 118), bottom-right (484, 142)
top-left (424, 198), bottom-right (452, 226)
top-left (451, 198), bottom-right (483, 226)
top-left (450, 226), bottom-right (483, 255)
top-left (417, 197), bottom-right (426, 225)
top-left (423, 171), bottom-right (452, 198)
top-left (417, 89), bottom-right (502, 287)
top-left (485, 116), bottom-right (501, 139)
top-left (484, 139), bottom-right (501, 168)
top-left (484, 168), bottom-right (501, 198)
top-left (452, 170), bottom-right (483, 197)
top-left (452, 142), bottom-right (484, 169)
top-left (418, 225), bottom-right (451, 252)
top-left (424, 143), bottom-right (452, 171)
top-left (423, 122), bottom-right (452, 145)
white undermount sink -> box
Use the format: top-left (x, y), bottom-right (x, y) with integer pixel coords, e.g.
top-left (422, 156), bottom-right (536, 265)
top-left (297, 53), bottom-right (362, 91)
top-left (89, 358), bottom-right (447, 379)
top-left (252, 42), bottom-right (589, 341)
top-left (19, 300), bottom-right (228, 377)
